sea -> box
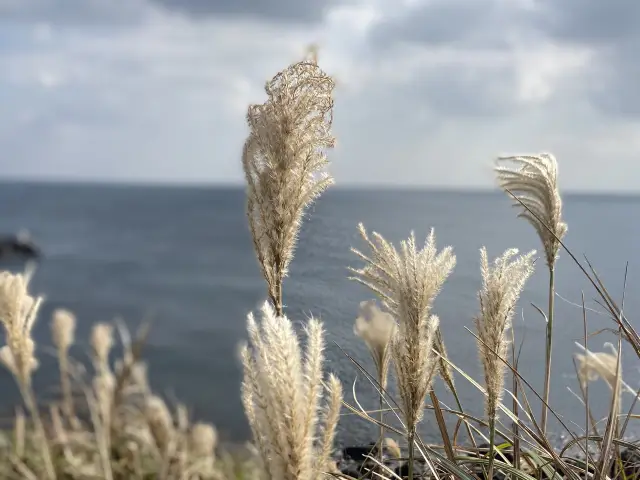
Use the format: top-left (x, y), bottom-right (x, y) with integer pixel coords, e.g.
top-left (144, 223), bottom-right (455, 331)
top-left (0, 182), bottom-right (638, 448)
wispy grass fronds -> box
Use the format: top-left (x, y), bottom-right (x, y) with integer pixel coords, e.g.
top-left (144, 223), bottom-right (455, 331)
top-left (495, 154), bottom-right (567, 268)
top-left (239, 302), bottom-right (342, 480)
top-left (51, 308), bottom-right (77, 426)
top-left (242, 55), bottom-right (336, 316)
top-left (495, 153), bottom-right (567, 434)
top-left (474, 247), bottom-right (535, 480)
top-left (354, 299), bottom-right (396, 470)
top-left (354, 300), bottom-right (395, 391)
top-left (576, 350), bottom-right (618, 392)
top-left (350, 225), bottom-right (456, 479)
top-left (0, 270), bottom-right (56, 479)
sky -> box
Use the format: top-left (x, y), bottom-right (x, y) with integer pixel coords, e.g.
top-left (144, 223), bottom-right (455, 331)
top-left (0, 0), bottom-right (638, 192)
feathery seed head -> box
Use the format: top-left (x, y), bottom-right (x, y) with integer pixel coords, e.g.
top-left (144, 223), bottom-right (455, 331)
top-left (354, 300), bottom-right (396, 388)
top-left (242, 56), bottom-right (336, 312)
top-left (475, 247), bottom-right (535, 418)
top-left (495, 153), bottom-right (567, 267)
top-left (350, 225), bottom-right (455, 429)
top-left (575, 349), bottom-right (619, 391)
top-left (190, 422), bottom-right (218, 457)
top-left (240, 301), bottom-right (341, 480)
top-left (384, 437), bottom-right (401, 460)
top-left (51, 308), bottom-right (76, 353)
top-left (145, 395), bottom-right (175, 452)
top-left (0, 271), bottom-right (42, 385)
top-left (91, 322), bottom-right (113, 372)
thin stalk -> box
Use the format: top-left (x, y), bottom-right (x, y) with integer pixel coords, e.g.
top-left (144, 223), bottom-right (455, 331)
top-left (20, 382), bottom-right (56, 480)
top-left (541, 265), bottom-right (555, 434)
top-left (271, 275), bottom-right (283, 317)
top-left (582, 291), bottom-right (590, 480)
top-left (58, 351), bottom-right (76, 427)
top-left (487, 416), bottom-right (496, 480)
top-left (378, 373), bottom-right (385, 472)
top-left (407, 426), bottom-right (415, 480)
top-left (511, 336), bottom-right (520, 471)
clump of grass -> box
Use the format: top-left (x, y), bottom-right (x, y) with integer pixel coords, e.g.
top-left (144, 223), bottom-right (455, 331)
top-left (239, 302), bottom-right (342, 480)
top-left (0, 288), bottom-right (228, 479)
top-left (349, 226), bottom-right (456, 479)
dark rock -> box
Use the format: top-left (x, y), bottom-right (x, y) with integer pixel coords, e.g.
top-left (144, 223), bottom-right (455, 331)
top-left (0, 231), bottom-right (41, 260)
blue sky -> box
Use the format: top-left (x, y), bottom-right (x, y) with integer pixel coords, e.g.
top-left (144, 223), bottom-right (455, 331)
top-left (0, 0), bottom-right (638, 191)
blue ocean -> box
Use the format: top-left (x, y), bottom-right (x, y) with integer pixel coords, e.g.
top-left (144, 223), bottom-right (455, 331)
top-left (0, 182), bottom-right (638, 447)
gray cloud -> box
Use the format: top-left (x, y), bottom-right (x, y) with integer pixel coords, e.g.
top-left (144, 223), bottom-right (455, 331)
top-left (368, 0), bottom-right (640, 118)
top-left (369, 0), bottom-right (528, 48)
top-left (0, 0), bottom-right (349, 26)
top-left (1, 0), bottom-right (640, 190)
top-left (531, 0), bottom-right (640, 118)
top-left (148, 0), bottom-right (351, 23)
top-left (0, 0), bottom-right (150, 26)
top-left (532, 0), bottom-right (640, 46)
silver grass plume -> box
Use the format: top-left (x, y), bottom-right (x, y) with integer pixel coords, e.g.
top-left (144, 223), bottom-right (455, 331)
top-left (0, 271), bottom-right (42, 386)
top-left (495, 153), bottom-right (566, 433)
top-left (354, 300), bottom-right (396, 471)
top-left (240, 302), bottom-right (342, 480)
top-left (242, 55), bottom-right (336, 316)
top-left (51, 308), bottom-right (77, 424)
top-left (475, 248), bottom-right (535, 418)
top-left (349, 225), bottom-right (455, 440)
top-left (574, 343), bottom-right (632, 393)
top-left (576, 351), bottom-right (618, 391)
top-left (0, 270), bottom-right (56, 478)
top-left (354, 300), bottom-right (395, 390)
top-left (495, 153), bottom-right (567, 267)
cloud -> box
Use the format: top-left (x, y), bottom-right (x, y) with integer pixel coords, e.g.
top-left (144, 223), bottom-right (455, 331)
top-left (530, 0), bottom-right (640, 117)
top-left (0, 0), bottom-right (153, 26)
top-left (148, 0), bottom-right (353, 23)
top-left (0, 0), bottom-right (638, 191)
top-left (0, 0), bottom-right (355, 25)
top-left (369, 0), bottom-right (527, 48)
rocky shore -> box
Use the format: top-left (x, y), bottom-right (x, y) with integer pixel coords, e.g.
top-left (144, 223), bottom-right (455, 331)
top-left (334, 441), bottom-right (640, 479)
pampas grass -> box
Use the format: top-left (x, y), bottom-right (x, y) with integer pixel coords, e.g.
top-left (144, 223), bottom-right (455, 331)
top-left (349, 225), bottom-right (456, 479)
top-left (495, 153), bottom-right (567, 434)
top-left (242, 50), bottom-right (336, 316)
top-left (474, 247), bottom-right (535, 480)
top-left (239, 302), bottom-right (342, 480)
top-left (1, 46), bottom-right (638, 480)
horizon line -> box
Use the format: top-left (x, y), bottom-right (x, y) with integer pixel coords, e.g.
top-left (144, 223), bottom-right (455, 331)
top-left (0, 177), bottom-right (638, 197)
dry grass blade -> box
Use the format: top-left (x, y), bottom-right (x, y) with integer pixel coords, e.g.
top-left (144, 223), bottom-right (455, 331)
top-left (594, 335), bottom-right (622, 480)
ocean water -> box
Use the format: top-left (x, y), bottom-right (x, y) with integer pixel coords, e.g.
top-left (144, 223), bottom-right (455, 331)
top-left (0, 182), bottom-right (639, 447)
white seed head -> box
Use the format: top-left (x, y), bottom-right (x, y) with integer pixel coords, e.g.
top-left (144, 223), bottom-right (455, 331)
top-left (475, 247), bottom-right (536, 418)
top-left (91, 322), bottom-right (113, 371)
top-left (575, 349), bottom-right (619, 391)
top-left (350, 226), bottom-right (455, 429)
top-left (145, 395), bottom-right (174, 452)
top-left (0, 271), bottom-right (42, 384)
top-left (190, 422), bottom-right (218, 457)
top-left (354, 300), bottom-right (395, 388)
top-left (242, 58), bottom-right (336, 308)
top-left (51, 308), bottom-right (76, 352)
top-left (495, 153), bottom-right (567, 267)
